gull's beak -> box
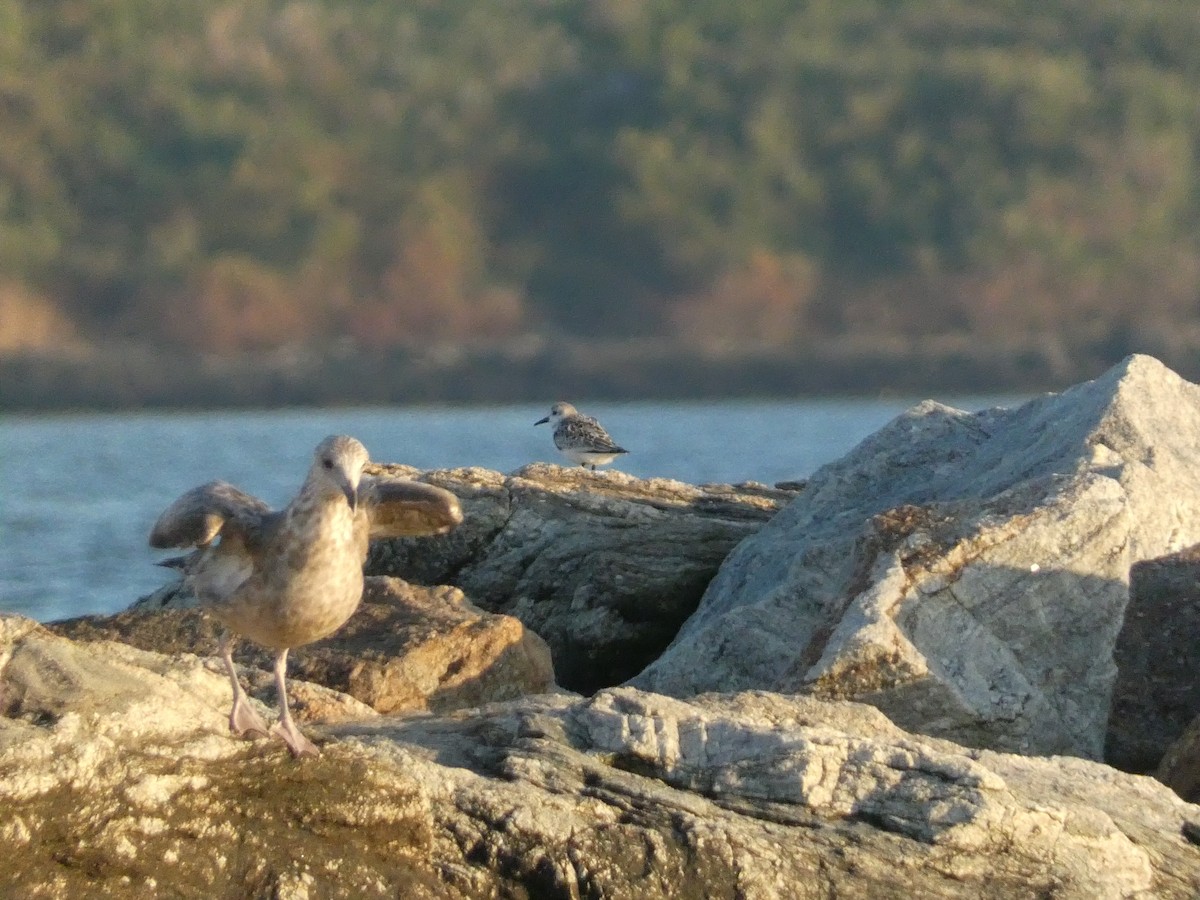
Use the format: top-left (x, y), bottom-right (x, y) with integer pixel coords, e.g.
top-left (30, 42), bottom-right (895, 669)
top-left (534, 416), bottom-right (549, 426)
top-left (337, 473), bottom-right (358, 511)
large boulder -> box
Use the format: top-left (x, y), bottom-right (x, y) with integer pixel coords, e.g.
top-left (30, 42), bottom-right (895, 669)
top-left (634, 355), bottom-right (1200, 760)
top-left (365, 463), bottom-right (795, 693)
top-left (1108, 546), bottom-right (1200, 773)
top-left (4, 616), bottom-right (1198, 899)
top-left (55, 576), bottom-right (555, 715)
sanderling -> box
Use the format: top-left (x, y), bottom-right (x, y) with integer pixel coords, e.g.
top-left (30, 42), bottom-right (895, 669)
top-left (149, 435), bottom-right (462, 757)
top-left (534, 402), bottom-right (629, 470)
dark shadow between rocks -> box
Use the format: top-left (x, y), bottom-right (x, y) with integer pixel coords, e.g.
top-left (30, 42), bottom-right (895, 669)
top-left (1107, 547), bottom-right (1200, 775)
top-left (366, 467), bottom-right (791, 696)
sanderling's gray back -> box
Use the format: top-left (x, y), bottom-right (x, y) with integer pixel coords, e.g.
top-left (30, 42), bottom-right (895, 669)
top-left (149, 434), bottom-right (462, 757)
top-left (534, 402), bottom-right (629, 470)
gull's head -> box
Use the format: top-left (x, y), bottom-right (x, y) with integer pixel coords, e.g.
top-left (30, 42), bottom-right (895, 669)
top-left (534, 402), bottom-right (577, 427)
top-left (312, 435), bottom-right (369, 510)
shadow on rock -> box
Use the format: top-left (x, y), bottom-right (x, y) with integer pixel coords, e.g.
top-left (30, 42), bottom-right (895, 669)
top-left (366, 462), bottom-right (795, 693)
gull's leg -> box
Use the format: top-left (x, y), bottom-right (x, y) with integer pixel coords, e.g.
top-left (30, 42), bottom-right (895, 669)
top-left (269, 649), bottom-right (319, 758)
top-left (219, 631), bottom-right (269, 739)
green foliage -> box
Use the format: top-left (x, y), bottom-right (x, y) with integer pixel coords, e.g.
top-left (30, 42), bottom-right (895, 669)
top-left (0, 0), bottom-right (1198, 351)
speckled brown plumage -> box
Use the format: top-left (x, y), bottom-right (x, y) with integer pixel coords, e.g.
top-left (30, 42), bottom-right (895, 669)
top-left (150, 435), bottom-right (463, 756)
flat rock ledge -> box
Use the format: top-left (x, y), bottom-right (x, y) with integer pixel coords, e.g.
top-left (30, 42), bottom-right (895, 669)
top-left (3, 617), bottom-right (1198, 899)
top-left (55, 577), bottom-right (555, 716)
top-left (364, 463), bottom-right (796, 693)
top-left (635, 355), bottom-right (1200, 763)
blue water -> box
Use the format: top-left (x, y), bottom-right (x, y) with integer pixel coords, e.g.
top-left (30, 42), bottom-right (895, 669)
top-left (0, 398), bottom-right (1021, 622)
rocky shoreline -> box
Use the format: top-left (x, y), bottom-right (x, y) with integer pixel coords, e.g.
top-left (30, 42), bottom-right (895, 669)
top-left (0, 332), bottom-right (1170, 412)
top-left (5, 354), bottom-right (1200, 896)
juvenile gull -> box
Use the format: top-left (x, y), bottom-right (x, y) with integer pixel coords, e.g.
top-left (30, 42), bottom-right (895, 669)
top-left (149, 435), bottom-right (463, 757)
top-left (534, 402), bottom-right (629, 470)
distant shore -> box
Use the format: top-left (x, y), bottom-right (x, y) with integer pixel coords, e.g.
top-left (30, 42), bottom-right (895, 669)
top-left (1, 334), bottom-right (1187, 412)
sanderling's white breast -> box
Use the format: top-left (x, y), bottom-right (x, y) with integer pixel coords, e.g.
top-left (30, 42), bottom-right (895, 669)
top-left (534, 402), bottom-right (629, 470)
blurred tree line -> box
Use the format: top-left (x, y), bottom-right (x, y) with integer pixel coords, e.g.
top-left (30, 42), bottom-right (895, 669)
top-left (1, 0), bottom-right (1198, 355)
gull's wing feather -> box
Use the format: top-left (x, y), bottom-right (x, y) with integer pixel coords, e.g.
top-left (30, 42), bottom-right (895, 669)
top-left (360, 477), bottom-right (463, 538)
top-left (148, 480), bottom-right (273, 549)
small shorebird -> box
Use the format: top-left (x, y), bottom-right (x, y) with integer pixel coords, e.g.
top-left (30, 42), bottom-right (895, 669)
top-left (149, 435), bottom-right (462, 757)
top-left (534, 402), bottom-right (629, 470)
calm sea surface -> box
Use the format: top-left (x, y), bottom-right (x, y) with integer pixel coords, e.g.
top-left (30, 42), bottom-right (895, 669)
top-left (1, 397), bottom-right (1022, 622)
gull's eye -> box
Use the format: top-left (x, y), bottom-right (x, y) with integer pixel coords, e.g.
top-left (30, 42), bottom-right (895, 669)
top-left (322, 458), bottom-right (333, 469)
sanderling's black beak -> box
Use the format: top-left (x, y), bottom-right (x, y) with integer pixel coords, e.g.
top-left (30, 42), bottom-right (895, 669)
top-left (534, 416), bottom-right (549, 426)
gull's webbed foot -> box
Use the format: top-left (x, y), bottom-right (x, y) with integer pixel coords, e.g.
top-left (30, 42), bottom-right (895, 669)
top-left (229, 693), bottom-right (270, 739)
top-left (271, 717), bottom-right (320, 758)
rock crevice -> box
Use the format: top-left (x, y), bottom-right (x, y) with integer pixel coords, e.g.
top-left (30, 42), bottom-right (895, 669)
top-left (367, 463), bottom-right (796, 693)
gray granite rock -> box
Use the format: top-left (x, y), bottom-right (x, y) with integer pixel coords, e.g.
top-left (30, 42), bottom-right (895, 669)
top-left (4, 619), bottom-right (1198, 898)
top-left (634, 355), bottom-right (1200, 760)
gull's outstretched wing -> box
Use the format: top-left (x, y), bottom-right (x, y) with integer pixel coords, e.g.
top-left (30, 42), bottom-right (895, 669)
top-left (148, 481), bottom-right (273, 549)
top-left (360, 477), bottom-right (463, 538)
